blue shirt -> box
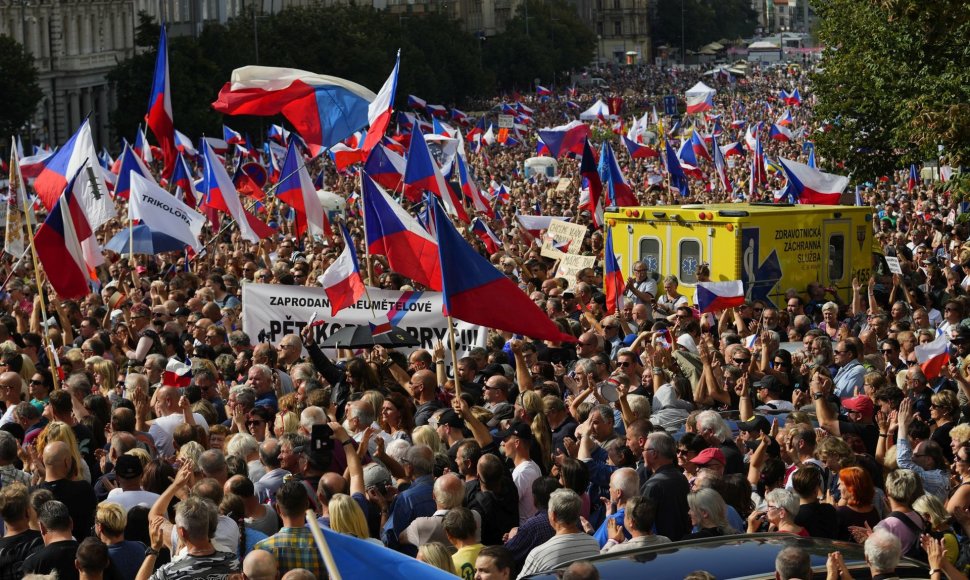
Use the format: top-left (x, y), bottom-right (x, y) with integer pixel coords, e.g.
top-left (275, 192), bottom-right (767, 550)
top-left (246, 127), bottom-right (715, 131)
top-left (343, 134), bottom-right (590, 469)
top-left (594, 508), bottom-right (630, 548)
top-left (382, 474), bottom-right (436, 556)
top-left (833, 360), bottom-right (866, 399)
top-left (505, 510), bottom-right (554, 564)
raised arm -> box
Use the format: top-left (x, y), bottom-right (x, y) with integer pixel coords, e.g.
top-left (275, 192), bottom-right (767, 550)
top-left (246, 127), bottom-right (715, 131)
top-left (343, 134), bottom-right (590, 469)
top-left (453, 396), bottom-right (493, 448)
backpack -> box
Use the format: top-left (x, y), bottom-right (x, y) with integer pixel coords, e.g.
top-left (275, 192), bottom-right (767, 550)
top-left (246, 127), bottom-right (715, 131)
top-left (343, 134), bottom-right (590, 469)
top-left (888, 511), bottom-right (927, 562)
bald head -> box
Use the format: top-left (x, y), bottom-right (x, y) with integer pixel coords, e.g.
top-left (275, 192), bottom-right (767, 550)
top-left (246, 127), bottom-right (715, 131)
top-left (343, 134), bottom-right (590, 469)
top-left (243, 548), bottom-right (278, 580)
top-left (432, 473), bottom-right (465, 509)
top-left (0, 372), bottom-right (21, 402)
top-left (43, 441), bottom-right (72, 480)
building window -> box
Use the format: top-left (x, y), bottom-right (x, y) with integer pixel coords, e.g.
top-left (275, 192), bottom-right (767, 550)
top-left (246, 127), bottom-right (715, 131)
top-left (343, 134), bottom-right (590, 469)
top-left (613, 0), bottom-right (620, 9)
top-left (614, 20), bottom-right (622, 36)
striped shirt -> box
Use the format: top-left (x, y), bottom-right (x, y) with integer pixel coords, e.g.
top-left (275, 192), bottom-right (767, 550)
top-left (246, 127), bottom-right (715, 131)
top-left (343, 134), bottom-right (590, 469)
top-left (517, 532), bottom-right (601, 579)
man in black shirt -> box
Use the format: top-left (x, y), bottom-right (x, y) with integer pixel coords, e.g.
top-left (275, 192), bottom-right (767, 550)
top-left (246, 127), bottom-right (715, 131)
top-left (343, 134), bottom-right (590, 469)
top-left (0, 482), bottom-right (42, 580)
top-left (41, 441), bottom-right (97, 541)
top-left (640, 432), bottom-right (690, 541)
top-left (22, 500), bottom-right (80, 580)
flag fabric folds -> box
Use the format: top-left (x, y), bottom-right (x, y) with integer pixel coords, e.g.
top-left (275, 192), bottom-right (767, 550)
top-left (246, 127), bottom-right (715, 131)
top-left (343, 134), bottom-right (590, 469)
top-left (621, 135), bottom-right (659, 160)
top-left (579, 140), bottom-right (603, 227)
top-left (403, 127), bottom-right (468, 223)
top-left (598, 142), bottom-right (638, 207)
top-left (34, 119), bottom-right (114, 228)
top-left (363, 145), bottom-right (406, 191)
top-left (537, 121), bottom-right (589, 158)
top-left (603, 227), bottom-right (624, 315)
top-left (432, 199), bottom-right (575, 343)
top-left (908, 164), bottom-right (919, 192)
top-left (213, 66), bottom-right (376, 152)
top-left (363, 50), bottom-right (400, 155)
top-left (696, 281), bottom-right (745, 313)
top-left (34, 169), bottom-right (93, 299)
top-left (779, 157), bottom-right (849, 205)
top-left (362, 174), bottom-right (442, 291)
top-left (201, 140), bottom-right (262, 243)
top-left (277, 140), bottom-right (328, 237)
top-left (129, 171), bottom-right (206, 252)
top-left (114, 143), bottom-right (156, 200)
top-left (915, 332), bottom-right (949, 381)
top-left (664, 140), bottom-right (690, 197)
top-left (146, 23), bottom-right (176, 176)
top-left (319, 224), bottom-right (366, 316)
top-left (471, 217), bottom-right (502, 255)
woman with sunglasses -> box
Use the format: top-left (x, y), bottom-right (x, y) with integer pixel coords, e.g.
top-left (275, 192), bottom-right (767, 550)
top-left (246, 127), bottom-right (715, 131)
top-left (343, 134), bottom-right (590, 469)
top-left (246, 406), bottom-right (274, 442)
top-left (947, 443), bottom-right (970, 514)
top-left (28, 370), bottom-right (53, 413)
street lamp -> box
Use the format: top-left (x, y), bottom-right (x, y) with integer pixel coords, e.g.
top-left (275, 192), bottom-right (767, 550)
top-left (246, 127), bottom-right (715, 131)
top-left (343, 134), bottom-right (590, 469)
top-left (779, 25), bottom-right (788, 62)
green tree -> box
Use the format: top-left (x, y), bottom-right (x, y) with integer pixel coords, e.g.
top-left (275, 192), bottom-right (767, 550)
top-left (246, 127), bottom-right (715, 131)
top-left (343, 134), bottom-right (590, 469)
top-left (652, 0), bottom-right (755, 54)
top-left (0, 35), bottom-right (43, 141)
top-left (107, 13), bottom-right (225, 147)
top-left (486, 0), bottom-right (596, 89)
top-left (811, 0), bottom-right (970, 178)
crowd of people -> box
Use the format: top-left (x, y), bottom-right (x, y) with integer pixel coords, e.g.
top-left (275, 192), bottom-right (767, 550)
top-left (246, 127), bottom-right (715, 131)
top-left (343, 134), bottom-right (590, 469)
top-left (0, 59), bottom-right (966, 580)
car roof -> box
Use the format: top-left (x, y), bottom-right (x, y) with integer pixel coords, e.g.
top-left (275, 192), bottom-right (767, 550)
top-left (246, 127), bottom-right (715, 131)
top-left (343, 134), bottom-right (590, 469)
top-left (524, 534), bottom-right (929, 580)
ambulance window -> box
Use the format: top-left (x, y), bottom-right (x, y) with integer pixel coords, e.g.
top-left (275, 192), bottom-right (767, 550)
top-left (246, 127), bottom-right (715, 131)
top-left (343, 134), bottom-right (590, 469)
top-left (679, 239), bottom-right (702, 284)
top-left (829, 234), bottom-right (846, 281)
top-left (638, 239), bottom-right (661, 275)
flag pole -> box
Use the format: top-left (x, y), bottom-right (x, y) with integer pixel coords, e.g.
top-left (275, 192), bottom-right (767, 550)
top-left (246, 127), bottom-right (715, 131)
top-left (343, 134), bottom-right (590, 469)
top-left (306, 509), bottom-right (342, 580)
top-left (0, 246), bottom-right (32, 290)
top-left (447, 315), bottom-right (462, 400)
top-left (360, 171), bottom-right (374, 284)
top-left (16, 153), bottom-right (61, 391)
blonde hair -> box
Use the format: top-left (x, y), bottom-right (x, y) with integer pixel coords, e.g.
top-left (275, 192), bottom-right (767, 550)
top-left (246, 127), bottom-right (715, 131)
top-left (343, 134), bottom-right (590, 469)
top-left (178, 441), bottom-right (205, 470)
top-left (412, 425), bottom-right (444, 454)
top-left (914, 494), bottom-right (950, 530)
top-left (951, 424), bottom-right (970, 446)
top-left (37, 421), bottom-right (83, 480)
top-left (125, 448), bottom-right (151, 467)
top-left (417, 542), bottom-right (457, 575)
top-left (276, 411), bottom-right (299, 435)
top-left (96, 502), bottom-right (127, 536)
top-left (329, 493), bottom-right (370, 539)
top-left (92, 359), bottom-right (117, 394)
top-left (520, 390), bottom-right (553, 472)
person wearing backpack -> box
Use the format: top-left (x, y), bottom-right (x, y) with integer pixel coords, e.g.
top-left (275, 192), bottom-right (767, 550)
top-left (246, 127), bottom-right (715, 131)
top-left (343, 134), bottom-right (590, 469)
top-left (873, 469), bottom-right (927, 560)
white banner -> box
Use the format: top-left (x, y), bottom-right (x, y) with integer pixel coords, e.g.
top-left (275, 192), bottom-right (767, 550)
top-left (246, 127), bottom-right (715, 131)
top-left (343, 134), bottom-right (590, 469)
top-left (242, 284), bottom-right (488, 375)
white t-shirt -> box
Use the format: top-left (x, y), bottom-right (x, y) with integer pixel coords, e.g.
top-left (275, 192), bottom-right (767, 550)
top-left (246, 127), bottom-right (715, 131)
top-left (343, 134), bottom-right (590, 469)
top-left (104, 489), bottom-right (160, 511)
top-left (0, 405), bottom-right (16, 428)
top-left (512, 460), bottom-right (542, 525)
top-left (171, 514), bottom-right (240, 558)
top-left (150, 413), bottom-right (210, 457)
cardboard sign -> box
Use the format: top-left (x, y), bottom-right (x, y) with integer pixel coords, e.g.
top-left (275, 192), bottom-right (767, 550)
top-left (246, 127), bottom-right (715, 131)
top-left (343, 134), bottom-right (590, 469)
top-left (885, 256), bottom-right (902, 275)
top-left (539, 219), bottom-right (587, 258)
top-left (553, 252), bottom-right (598, 286)
top-left (497, 114), bottom-right (515, 129)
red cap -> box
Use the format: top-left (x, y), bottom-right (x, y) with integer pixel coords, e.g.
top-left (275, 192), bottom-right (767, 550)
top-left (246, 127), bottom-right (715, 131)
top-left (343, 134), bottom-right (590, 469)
top-left (690, 447), bottom-right (726, 466)
top-left (843, 395), bottom-right (874, 417)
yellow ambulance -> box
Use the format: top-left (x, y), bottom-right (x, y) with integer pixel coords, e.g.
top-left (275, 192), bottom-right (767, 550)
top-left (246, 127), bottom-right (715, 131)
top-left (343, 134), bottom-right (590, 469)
top-left (605, 202), bottom-right (877, 307)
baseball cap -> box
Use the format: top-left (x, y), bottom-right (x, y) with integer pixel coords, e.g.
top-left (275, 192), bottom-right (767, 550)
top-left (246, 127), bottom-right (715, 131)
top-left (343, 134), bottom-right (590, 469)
top-left (494, 420), bottom-right (533, 441)
top-left (689, 447), bottom-right (726, 466)
top-left (486, 403), bottom-right (515, 428)
top-left (842, 395), bottom-right (874, 417)
top-left (115, 454), bottom-right (144, 479)
top-left (436, 409), bottom-right (465, 430)
top-left (952, 326), bottom-right (970, 344)
top-left (363, 463), bottom-right (392, 489)
top-left (754, 375), bottom-right (782, 394)
top-left (481, 364), bottom-right (508, 380)
top-left (736, 415), bottom-right (771, 434)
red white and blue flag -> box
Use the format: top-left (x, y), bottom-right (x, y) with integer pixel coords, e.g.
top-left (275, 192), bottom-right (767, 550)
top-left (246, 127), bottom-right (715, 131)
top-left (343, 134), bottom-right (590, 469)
top-left (603, 227), bottom-right (624, 314)
top-left (145, 23), bottom-right (176, 177)
top-left (471, 217), bottom-right (502, 255)
top-left (779, 157), bottom-right (849, 205)
top-left (908, 164), bottom-right (919, 192)
top-left (201, 140), bottom-right (266, 242)
top-left (580, 139), bottom-right (603, 227)
top-left (113, 143), bottom-right (156, 200)
top-left (34, 169), bottom-right (94, 299)
top-left (363, 144), bottom-right (406, 191)
top-left (403, 126), bottom-right (468, 223)
top-left (320, 224), bottom-right (366, 316)
top-left (363, 50), bottom-right (400, 155)
top-left (537, 121), bottom-right (589, 158)
top-left (432, 199), bottom-right (575, 343)
top-left (362, 174), bottom-right (441, 290)
top-left (696, 281), bottom-right (745, 313)
top-left (277, 140), bottom-right (329, 237)
top-left (916, 332), bottom-right (950, 381)
top-left (213, 66), bottom-right (375, 154)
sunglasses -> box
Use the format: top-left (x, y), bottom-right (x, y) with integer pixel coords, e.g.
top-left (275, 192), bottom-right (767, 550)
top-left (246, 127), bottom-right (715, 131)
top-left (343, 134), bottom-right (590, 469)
top-left (246, 420), bottom-right (265, 427)
top-left (618, 361), bottom-right (632, 367)
top-left (733, 358), bottom-right (751, 364)
top-left (29, 379), bottom-right (44, 386)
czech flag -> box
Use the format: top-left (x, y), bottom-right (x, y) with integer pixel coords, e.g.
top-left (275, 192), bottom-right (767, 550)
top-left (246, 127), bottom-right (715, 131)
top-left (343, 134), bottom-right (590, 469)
top-left (407, 95), bottom-right (426, 110)
top-left (784, 88), bottom-right (802, 106)
top-left (712, 135), bottom-right (733, 194)
top-left (456, 154), bottom-right (492, 218)
top-left (580, 140), bottom-right (603, 227)
top-left (276, 140), bottom-right (329, 237)
top-left (363, 50), bottom-right (399, 155)
top-left (432, 199), bottom-right (575, 343)
top-left (696, 281), bottom-right (745, 313)
top-left (113, 143), bottom-right (156, 200)
top-left (403, 126), bottom-right (468, 223)
top-left (778, 157), bottom-right (849, 205)
top-left (907, 164), bottom-right (919, 192)
top-left (363, 144), bottom-right (406, 191)
top-left (162, 358), bottom-right (193, 388)
top-left (776, 109), bottom-right (794, 127)
top-left (171, 153), bottom-right (199, 208)
top-left (201, 140), bottom-right (267, 243)
top-left (146, 22), bottom-right (176, 176)
top-left (174, 130), bottom-right (198, 156)
top-left (537, 120), bottom-right (589, 158)
top-left (768, 123), bottom-right (794, 142)
top-left (134, 125), bottom-right (154, 164)
top-left (622, 135), bottom-right (659, 159)
top-left (330, 143), bottom-right (364, 172)
top-left (471, 217), bottom-right (502, 255)
top-left (34, 169), bottom-right (93, 299)
top-left (720, 141), bottom-right (745, 158)
top-left (213, 66), bottom-right (375, 152)
top-left (319, 224), bottom-right (365, 316)
top-left (427, 104), bottom-right (448, 118)
top-left (223, 125), bottom-right (245, 145)
top-left (361, 174), bottom-right (441, 290)
top-left (536, 85), bottom-right (552, 97)
top-left (915, 332), bottom-right (950, 381)
top-left (690, 131), bottom-right (712, 162)
top-left (603, 227), bottom-right (624, 314)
